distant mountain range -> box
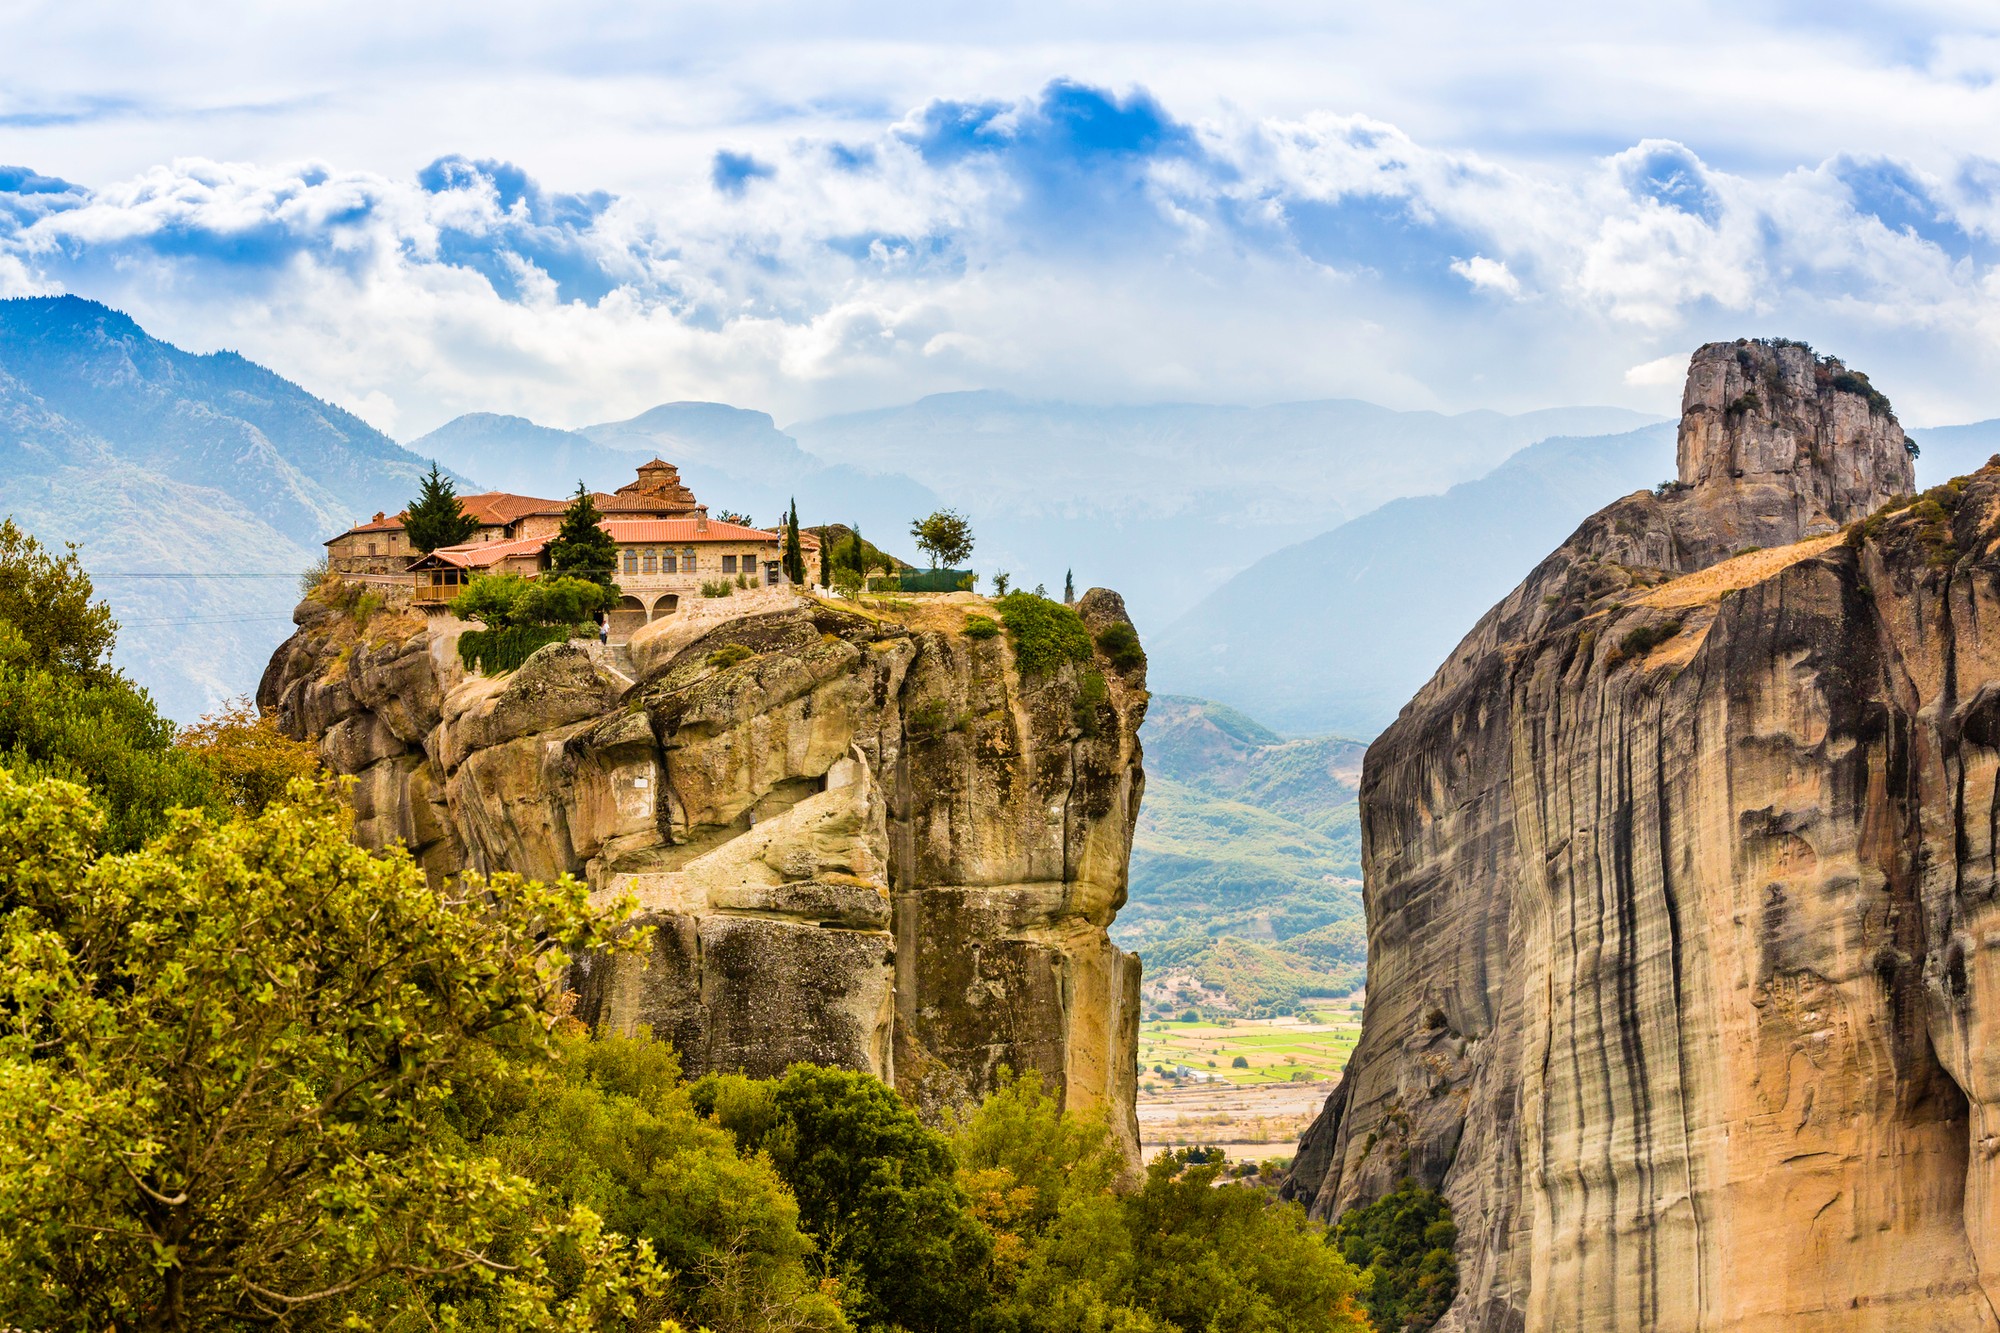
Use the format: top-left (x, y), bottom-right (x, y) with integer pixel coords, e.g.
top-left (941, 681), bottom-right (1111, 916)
top-left (0, 296), bottom-right (436, 721)
top-left (1145, 423), bottom-right (1680, 736)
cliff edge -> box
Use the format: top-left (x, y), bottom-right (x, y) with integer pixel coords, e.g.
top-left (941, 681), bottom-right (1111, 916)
top-left (1279, 341), bottom-right (2000, 1330)
top-left (260, 586), bottom-right (1148, 1156)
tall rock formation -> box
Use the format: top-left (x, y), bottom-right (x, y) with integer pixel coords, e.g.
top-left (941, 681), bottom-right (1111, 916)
top-left (260, 587), bottom-right (1148, 1156)
top-left (1278, 340), bottom-right (2000, 1330)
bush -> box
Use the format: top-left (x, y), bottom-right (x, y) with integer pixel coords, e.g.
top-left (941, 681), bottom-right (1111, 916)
top-left (457, 624), bottom-right (587, 675)
top-left (1616, 617), bottom-right (1684, 662)
top-left (297, 554), bottom-right (331, 598)
top-left (1232, 1055), bottom-right (1249, 1068)
top-left (867, 575), bottom-right (902, 593)
top-left (1180, 1008), bottom-right (1201, 1024)
top-left (1334, 1179), bottom-right (1459, 1333)
top-left (907, 699), bottom-right (953, 738)
top-left (176, 697), bottom-right (321, 817)
top-left (706, 643), bottom-right (755, 669)
top-left (701, 579), bottom-right (735, 598)
top-left (1073, 668), bottom-right (1108, 736)
top-left (1096, 619), bottom-right (1145, 672)
top-left (994, 592), bottom-right (1093, 676)
top-left (831, 567), bottom-right (864, 596)
top-left (450, 573), bottom-right (612, 628)
top-left (962, 613), bottom-right (1000, 640)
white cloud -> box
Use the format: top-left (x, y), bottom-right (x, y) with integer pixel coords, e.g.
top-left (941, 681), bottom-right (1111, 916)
top-left (2, 62), bottom-right (1999, 431)
top-left (1452, 255), bottom-right (1521, 298)
top-left (1624, 354), bottom-right (1689, 388)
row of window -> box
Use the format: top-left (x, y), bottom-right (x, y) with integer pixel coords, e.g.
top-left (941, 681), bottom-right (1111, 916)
top-left (619, 548), bottom-right (770, 575)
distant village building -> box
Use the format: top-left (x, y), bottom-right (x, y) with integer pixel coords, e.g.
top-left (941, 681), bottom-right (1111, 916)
top-left (323, 459), bottom-right (816, 639)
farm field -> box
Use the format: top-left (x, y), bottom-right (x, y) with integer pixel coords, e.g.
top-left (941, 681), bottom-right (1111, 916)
top-left (1135, 1011), bottom-right (1362, 1163)
top-left (1138, 1008), bottom-right (1362, 1086)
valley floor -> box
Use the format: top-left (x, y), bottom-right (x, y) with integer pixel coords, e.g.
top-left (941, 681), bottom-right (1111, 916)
top-left (1135, 1012), bottom-right (1359, 1163)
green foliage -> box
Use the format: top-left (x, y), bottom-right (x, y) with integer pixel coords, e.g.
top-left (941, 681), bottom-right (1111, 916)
top-left (404, 460), bottom-right (479, 554)
top-left (785, 500), bottom-right (807, 584)
top-left (702, 578), bottom-right (735, 598)
top-left (706, 643), bottom-right (756, 669)
top-left (1063, 569), bottom-right (1074, 603)
top-left (1231, 1055), bottom-right (1249, 1068)
top-left (867, 575), bottom-right (903, 593)
top-left (451, 572), bottom-right (612, 631)
top-left (693, 1065), bottom-right (990, 1332)
top-left (298, 553), bottom-right (332, 598)
top-left (1830, 369), bottom-right (1894, 417)
top-left (451, 1032), bottom-right (846, 1333)
top-left (546, 484), bottom-right (620, 590)
top-left (963, 613), bottom-right (1001, 640)
top-left (1724, 391), bottom-right (1760, 417)
top-left (1615, 617), bottom-right (1684, 661)
top-left (992, 571), bottom-right (1011, 596)
top-left (1180, 1009), bottom-right (1201, 1024)
top-left (0, 518), bottom-right (117, 677)
top-left (994, 593), bottom-right (1093, 677)
top-left (1334, 1179), bottom-right (1459, 1332)
top-left (993, 1149), bottom-right (1370, 1333)
top-left (1074, 669), bottom-right (1108, 736)
top-left (1095, 620), bottom-right (1145, 673)
top-left (176, 697), bottom-right (321, 817)
top-left (0, 519), bottom-right (214, 850)
top-left (817, 525), bottom-right (831, 587)
top-left (0, 770), bottom-right (658, 1330)
top-left (909, 509), bottom-right (975, 569)
top-left (458, 624), bottom-right (589, 675)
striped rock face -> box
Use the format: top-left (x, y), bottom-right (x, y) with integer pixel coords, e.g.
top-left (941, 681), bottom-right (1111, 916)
top-left (261, 588), bottom-right (1149, 1161)
top-left (1281, 347), bottom-right (2000, 1331)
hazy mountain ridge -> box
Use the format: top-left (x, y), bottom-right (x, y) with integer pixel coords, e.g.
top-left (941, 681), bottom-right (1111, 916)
top-left (1147, 422), bottom-right (1680, 736)
top-left (0, 296), bottom-right (441, 720)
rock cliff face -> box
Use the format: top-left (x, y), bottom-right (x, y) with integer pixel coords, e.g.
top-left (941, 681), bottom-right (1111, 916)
top-left (1280, 341), bottom-right (2000, 1330)
top-left (260, 587), bottom-right (1147, 1156)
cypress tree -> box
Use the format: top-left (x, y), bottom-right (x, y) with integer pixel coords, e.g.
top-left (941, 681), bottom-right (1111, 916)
top-left (403, 461), bottom-right (478, 554)
top-left (784, 499), bottom-right (806, 584)
top-left (546, 482), bottom-right (619, 592)
top-left (1064, 569), bottom-right (1075, 603)
top-left (817, 526), bottom-right (830, 587)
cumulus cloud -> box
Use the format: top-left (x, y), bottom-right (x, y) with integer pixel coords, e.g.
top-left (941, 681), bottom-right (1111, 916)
top-left (1, 78), bottom-right (1998, 431)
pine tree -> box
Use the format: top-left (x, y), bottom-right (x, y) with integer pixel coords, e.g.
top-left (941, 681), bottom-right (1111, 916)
top-left (1064, 569), bottom-right (1075, 603)
top-left (403, 461), bottom-right (478, 554)
top-left (546, 482), bottom-right (619, 591)
top-left (784, 499), bottom-right (806, 584)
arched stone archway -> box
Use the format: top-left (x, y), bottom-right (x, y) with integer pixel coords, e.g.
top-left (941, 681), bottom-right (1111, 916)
top-left (652, 592), bottom-right (679, 616)
top-left (607, 594), bottom-right (648, 642)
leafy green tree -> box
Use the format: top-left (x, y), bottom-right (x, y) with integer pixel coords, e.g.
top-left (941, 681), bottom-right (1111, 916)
top-left (461, 1032), bottom-right (847, 1333)
top-left (403, 461), bottom-right (479, 554)
top-left (546, 484), bottom-right (620, 591)
top-left (694, 1066), bottom-right (990, 1332)
top-left (176, 697), bottom-right (321, 817)
top-left (0, 518), bottom-right (117, 678)
top-left (0, 520), bottom-right (213, 849)
top-left (450, 573), bottom-right (610, 629)
top-left (909, 510), bottom-right (974, 569)
top-left (0, 772), bottom-right (659, 1331)
top-left (1333, 1178), bottom-right (1459, 1332)
top-left (1003, 1151), bottom-right (1370, 1333)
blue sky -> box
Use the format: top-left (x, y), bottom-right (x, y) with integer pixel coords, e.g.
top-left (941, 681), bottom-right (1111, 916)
top-left (1, 1), bottom-right (1998, 435)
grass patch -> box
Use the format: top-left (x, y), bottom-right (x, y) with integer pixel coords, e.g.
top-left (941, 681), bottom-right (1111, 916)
top-left (705, 643), bottom-right (755, 669)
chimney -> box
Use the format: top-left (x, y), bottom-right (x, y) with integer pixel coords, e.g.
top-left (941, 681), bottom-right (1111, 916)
top-left (696, 506), bottom-right (708, 533)
top-left (373, 512), bottom-right (385, 522)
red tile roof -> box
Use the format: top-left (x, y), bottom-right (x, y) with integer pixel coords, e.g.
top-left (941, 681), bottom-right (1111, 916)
top-left (416, 536), bottom-right (550, 570)
top-left (602, 519), bottom-right (780, 543)
top-left (461, 491), bottom-right (560, 525)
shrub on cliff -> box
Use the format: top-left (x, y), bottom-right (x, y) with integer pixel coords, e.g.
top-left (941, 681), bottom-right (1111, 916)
top-left (451, 572), bottom-right (612, 629)
top-left (1095, 620), bottom-right (1145, 673)
top-left (1333, 1178), bottom-right (1459, 1332)
top-left (994, 592), bottom-right (1093, 676)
